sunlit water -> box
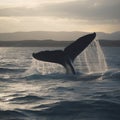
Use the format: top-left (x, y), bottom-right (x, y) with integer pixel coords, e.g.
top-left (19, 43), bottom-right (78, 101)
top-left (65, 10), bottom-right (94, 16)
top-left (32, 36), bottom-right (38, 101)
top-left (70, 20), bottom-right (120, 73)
top-left (0, 45), bottom-right (120, 120)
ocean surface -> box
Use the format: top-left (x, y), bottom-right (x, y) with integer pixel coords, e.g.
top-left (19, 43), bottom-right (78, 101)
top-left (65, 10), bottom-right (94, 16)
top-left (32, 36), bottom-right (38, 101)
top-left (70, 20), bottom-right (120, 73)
top-left (0, 46), bottom-right (120, 120)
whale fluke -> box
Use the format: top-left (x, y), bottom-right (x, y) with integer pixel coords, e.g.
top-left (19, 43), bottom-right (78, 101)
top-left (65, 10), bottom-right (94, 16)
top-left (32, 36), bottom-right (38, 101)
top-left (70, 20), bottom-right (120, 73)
top-left (32, 32), bottom-right (96, 74)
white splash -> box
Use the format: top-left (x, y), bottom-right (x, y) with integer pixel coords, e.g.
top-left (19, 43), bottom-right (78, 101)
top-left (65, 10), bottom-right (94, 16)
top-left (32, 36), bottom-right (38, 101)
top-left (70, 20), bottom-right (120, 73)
top-left (75, 39), bottom-right (108, 73)
top-left (27, 58), bottom-right (64, 75)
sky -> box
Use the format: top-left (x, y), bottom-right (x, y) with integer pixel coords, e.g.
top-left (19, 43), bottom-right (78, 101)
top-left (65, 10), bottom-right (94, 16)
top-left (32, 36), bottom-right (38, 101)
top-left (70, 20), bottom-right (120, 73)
top-left (0, 0), bottom-right (120, 33)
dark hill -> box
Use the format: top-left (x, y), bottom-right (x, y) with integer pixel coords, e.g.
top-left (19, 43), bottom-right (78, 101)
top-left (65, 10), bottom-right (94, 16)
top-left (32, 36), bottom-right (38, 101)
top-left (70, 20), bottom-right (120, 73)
top-left (0, 40), bottom-right (119, 47)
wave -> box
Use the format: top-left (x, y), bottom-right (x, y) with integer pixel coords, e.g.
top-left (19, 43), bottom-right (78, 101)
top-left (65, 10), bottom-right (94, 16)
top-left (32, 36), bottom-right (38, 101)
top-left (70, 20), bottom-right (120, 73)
top-left (1, 68), bottom-right (119, 83)
top-left (20, 72), bottom-right (77, 81)
top-left (0, 110), bottom-right (26, 120)
top-left (9, 95), bottom-right (44, 104)
top-left (102, 69), bottom-right (120, 80)
top-left (20, 72), bottom-right (103, 82)
top-left (16, 100), bottom-right (120, 120)
top-left (2, 98), bottom-right (120, 119)
top-left (0, 67), bottom-right (25, 73)
top-left (54, 86), bottom-right (74, 92)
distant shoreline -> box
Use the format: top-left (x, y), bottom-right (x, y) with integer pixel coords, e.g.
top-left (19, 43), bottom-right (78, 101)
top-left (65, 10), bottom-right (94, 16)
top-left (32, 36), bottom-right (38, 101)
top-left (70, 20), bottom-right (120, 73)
top-left (0, 40), bottom-right (120, 47)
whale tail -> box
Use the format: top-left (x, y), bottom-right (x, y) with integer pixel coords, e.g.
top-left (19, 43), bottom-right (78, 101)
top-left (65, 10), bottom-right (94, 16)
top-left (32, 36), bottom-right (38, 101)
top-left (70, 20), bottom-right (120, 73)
top-left (32, 32), bottom-right (96, 74)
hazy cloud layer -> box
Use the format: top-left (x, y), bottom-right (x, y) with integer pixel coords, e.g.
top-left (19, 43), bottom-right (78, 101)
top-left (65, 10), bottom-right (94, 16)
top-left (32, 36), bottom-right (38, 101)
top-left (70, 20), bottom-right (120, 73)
top-left (0, 0), bottom-right (120, 22)
top-left (45, 0), bottom-right (120, 21)
top-left (0, 0), bottom-right (119, 33)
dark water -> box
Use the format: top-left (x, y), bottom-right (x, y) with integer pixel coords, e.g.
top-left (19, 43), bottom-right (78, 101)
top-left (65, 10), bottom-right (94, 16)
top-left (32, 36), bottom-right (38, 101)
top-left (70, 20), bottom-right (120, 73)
top-left (0, 47), bottom-right (120, 120)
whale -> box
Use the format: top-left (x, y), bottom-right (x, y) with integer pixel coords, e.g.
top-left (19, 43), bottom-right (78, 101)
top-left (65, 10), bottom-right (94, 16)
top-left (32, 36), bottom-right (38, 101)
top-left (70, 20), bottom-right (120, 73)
top-left (32, 32), bottom-right (96, 74)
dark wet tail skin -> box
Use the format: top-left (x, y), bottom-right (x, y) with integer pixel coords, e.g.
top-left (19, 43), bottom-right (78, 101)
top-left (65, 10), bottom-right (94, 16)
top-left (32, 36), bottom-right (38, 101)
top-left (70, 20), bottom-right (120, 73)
top-left (32, 33), bottom-right (96, 74)
top-left (64, 32), bottom-right (96, 62)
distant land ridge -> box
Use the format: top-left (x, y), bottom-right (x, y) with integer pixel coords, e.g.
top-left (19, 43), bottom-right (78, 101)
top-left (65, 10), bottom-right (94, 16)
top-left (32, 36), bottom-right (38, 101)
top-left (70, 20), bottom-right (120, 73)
top-left (0, 40), bottom-right (119, 47)
top-left (0, 31), bottom-right (120, 47)
top-left (0, 31), bottom-right (120, 41)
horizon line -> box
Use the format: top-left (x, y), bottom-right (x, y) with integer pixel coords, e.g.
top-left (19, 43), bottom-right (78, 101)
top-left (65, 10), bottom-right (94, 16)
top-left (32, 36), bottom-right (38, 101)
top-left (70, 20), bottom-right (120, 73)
top-left (0, 30), bottom-right (119, 34)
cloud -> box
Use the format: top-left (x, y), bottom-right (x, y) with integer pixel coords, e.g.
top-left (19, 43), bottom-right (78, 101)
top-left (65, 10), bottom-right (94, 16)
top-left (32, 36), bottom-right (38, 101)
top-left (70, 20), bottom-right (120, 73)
top-left (0, 17), bottom-right (21, 32)
top-left (44, 0), bottom-right (120, 22)
top-left (0, 0), bottom-right (119, 33)
top-left (0, 0), bottom-right (120, 22)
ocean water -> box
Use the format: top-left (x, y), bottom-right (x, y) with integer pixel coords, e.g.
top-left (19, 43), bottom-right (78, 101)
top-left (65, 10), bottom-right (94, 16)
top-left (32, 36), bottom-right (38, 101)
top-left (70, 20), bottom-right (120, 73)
top-left (0, 46), bottom-right (120, 120)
